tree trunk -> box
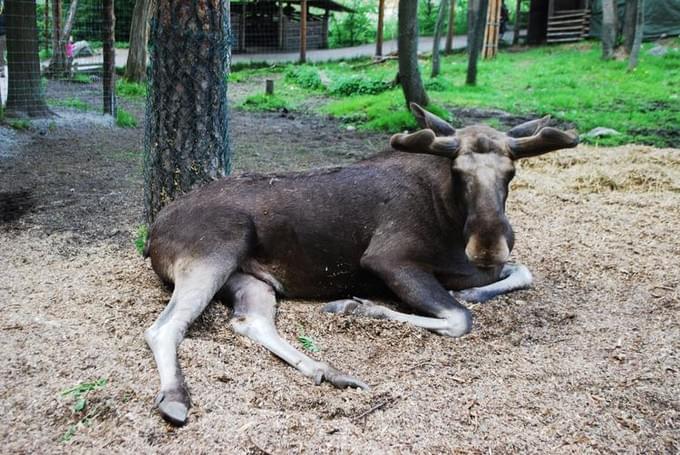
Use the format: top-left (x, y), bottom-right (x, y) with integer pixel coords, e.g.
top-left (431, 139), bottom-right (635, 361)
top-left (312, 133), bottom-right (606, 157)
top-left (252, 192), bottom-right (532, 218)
top-left (601, 0), bottom-right (616, 59)
top-left (627, 0), bottom-right (644, 71)
top-left (144, 0), bottom-right (231, 224)
top-left (102, 0), bottom-right (115, 114)
top-left (466, 0), bottom-right (489, 85)
top-left (622, 0), bottom-right (637, 54)
top-left (444, 0), bottom-right (456, 54)
top-left (431, 0), bottom-right (449, 77)
top-left (48, 0), bottom-right (78, 78)
top-left (512, 0), bottom-right (521, 45)
top-left (5, 0), bottom-right (52, 117)
top-left (398, 0), bottom-right (429, 107)
top-left (124, 0), bottom-right (154, 82)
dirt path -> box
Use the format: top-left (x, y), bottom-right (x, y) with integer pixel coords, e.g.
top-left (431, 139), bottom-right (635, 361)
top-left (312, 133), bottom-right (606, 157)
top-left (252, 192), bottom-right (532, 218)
top-left (0, 104), bottom-right (678, 453)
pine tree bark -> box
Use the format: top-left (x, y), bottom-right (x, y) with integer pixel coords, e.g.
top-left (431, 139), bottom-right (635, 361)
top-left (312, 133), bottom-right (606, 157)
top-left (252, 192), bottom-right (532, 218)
top-left (431, 0), bottom-right (449, 77)
top-left (627, 0), bottom-right (644, 71)
top-left (466, 0), bottom-right (489, 85)
top-left (622, 0), bottom-right (637, 54)
top-left (5, 0), bottom-right (52, 117)
top-left (398, 0), bottom-right (429, 107)
top-left (601, 0), bottom-right (616, 59)
top-left (124, 0), bottom-right (154, 82)
top-left (144, 0), bottom-right (231, 224)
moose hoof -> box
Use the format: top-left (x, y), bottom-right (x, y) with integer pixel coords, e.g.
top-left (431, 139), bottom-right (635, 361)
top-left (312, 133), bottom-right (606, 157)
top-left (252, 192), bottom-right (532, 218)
top-left (433, 309), bottom-right (473, 338)
top-left (313, 364), bottom-right (369, 390)
top-left (155, 387), bottom-right (191, 426)
top-left (451, 288), bottom-right (491, 303)
top-left (321, 299), bottom-right (362, 315)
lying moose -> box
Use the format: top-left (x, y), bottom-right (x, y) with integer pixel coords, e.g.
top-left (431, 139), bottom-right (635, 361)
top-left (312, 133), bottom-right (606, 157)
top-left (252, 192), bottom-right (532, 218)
top-left (144, 104), bottom-right (579, 425)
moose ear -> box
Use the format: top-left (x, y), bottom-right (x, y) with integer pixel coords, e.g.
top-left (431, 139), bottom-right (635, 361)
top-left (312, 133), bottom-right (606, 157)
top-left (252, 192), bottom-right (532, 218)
top-left (391, 129), bottom-right (460, 158)
top-left (410, 103), bottom-right (456, 137)
top-left (506, 115), bottom-right (551, 138)
top-left (507, 127), bottom-right (579, 159)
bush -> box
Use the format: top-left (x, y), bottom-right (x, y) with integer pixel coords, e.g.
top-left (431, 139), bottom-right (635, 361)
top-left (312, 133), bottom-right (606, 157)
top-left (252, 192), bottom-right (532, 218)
top-left (116, 79), bottom-right (147, 98)
top-left (284, 66), bottom-right (325, 90)
top-left (116, 109), bottom-right (137, 128)
top-left (329, 75), bottom-right (393, 96)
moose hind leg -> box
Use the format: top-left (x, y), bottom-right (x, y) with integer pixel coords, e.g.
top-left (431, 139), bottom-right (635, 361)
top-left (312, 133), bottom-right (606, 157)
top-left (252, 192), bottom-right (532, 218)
top-left (451, 263), bottom-right (533, 303)
top-left (227, 273), bottom-right (368, 390)
top-left (145, 260), bottom-right (234, 426)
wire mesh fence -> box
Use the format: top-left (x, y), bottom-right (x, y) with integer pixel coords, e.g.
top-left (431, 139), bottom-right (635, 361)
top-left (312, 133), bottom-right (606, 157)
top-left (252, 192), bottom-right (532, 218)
top-left (0, 0), bottom-right (114, 118)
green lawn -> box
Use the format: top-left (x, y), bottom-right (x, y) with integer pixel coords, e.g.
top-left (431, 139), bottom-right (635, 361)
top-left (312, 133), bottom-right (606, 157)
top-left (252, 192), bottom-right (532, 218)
top-left (230, 40), bottom-right (680, 147)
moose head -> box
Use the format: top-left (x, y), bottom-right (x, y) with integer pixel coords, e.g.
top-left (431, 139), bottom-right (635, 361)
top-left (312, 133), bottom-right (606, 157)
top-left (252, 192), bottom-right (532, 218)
top-left (391, 103), bottom-right (579, 269)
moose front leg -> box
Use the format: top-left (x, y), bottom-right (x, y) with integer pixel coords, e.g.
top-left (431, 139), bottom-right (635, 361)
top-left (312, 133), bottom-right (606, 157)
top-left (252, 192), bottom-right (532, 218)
top-left (357, 256), bottom-right (472, 337)
top-left (451, 263), bottom-right (533, 303)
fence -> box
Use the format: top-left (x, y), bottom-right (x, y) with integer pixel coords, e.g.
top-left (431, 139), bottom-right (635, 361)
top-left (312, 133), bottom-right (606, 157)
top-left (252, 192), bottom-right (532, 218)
top-left (1, 0), bottom-right (115, 118)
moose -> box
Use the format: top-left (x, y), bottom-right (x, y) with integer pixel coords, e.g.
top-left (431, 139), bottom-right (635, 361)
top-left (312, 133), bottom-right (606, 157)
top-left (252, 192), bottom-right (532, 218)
top-left (143, 104), bottom-right (579, 425)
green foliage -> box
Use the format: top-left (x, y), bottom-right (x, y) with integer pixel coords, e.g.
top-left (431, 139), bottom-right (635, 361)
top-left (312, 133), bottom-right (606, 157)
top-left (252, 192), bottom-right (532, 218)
top-left (116, 79), bottom-right (147, 99)
top-left (241, 93), bottom-right (291, 112)
top-left (297, 332), bottom-right (320, 353)
top-left (329, 75), bottom-right (392, 96)
top-left (116, 109), bottom-right (137, 128)
top-left (328, 0), bottom-right (375, 48)
top-left (55, 98), bottom-right (90, 111)
top-left (60, 378), bottom-right (108, 443)
top-left (419, 0), bottom-right (469, 37)
top-left (285, 65), bottom-right (325, 90)
top-left (8, 119), bottom-right (31, 130)
top-left (134, 225), bottom-right (149, 256)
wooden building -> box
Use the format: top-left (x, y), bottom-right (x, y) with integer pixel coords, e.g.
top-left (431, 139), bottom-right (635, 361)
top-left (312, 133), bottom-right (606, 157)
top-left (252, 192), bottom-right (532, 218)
top-left (231, 0), bottom-right (353, 53)
top-left (526, 0), bottom-right (591, 44)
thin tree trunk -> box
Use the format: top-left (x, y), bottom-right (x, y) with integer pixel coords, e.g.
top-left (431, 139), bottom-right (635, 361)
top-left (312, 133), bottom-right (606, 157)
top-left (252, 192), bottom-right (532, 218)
top-left (627, 0), bottom-right (644, 71)
top-left (622, 0), bottom-right (637, 54)
top-left (431, 0), bottom-right (449, 77)
top-left (444, 0), bottom-right (456, 54)
top-left (601, 0), bottom-right (616, 59)
top-left (103, 0), bottom-right (115, 114)
top-left (398, 0), bottom-right (429, 107)
top-left (48, 0), bottom-right (78, 78)
top-left (512, 0), bottom-right (521, 45)
top-left (466, 0), bottom-right (489, 85)
top-left (144, 0), bottom-right (231, 224)
top-left (51, 0), bottom-right (62, 68)
top-left (124, 0), bottom-right (154, 82)
top-left (376, 0), bottom-right (385, 56)
top-left (5, 0), bottom-right (52, 117)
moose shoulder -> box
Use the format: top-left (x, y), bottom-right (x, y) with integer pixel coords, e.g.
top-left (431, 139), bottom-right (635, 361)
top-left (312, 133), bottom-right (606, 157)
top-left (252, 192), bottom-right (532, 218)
top-left (144, 104), bottom-right (579, 425)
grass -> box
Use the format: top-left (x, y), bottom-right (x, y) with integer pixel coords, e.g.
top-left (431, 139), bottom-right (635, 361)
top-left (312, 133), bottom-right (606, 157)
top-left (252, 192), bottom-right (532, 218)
top-left (116, 108), bottom-right (138, 128)
top-left (7, 119), bottom-right (31, 130)
top-left (297, 328), bottom-right (320, 353)
top-left (51, 98), bottom-right (91, 111)
top-left (134, 224), bottom-right (149, 256)
top-left (240, 93), bottom-right (291, 112)
top-left (229, 40), bottom-right (680, 147)
top-left (116, 79), bottom-right (147, 99)
top-left (60, 378), bottom-right (108, 443)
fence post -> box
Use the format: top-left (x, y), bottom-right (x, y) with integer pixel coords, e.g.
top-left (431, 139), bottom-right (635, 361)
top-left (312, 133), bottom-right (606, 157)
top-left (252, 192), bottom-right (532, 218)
top-left (103, 0), bottom-right (116, 115)
top-left (376, 0), bottom-right (385, 57)
top-left (300, 0), bottom-right (307, 63)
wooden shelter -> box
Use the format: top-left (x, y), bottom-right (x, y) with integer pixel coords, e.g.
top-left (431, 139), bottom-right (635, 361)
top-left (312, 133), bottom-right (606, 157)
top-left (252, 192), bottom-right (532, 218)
top-left (230, 0), bottom-right (353, 53)
top-left (526, 0), bottom-right (591, 44)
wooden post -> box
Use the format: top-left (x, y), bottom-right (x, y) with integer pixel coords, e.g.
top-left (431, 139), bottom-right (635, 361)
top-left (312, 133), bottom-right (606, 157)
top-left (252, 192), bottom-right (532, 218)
top-left (482, 0), bottom-right (501, 59)
top-left (512, 0), bottom-right (521, 45)
top-left (103, 0), bottom-right (116, 115)
top-left (265, 79), bottom-right (274, 95)
top-left (240, 2), bottom-right (247, 52)
top-left (445, 0), bottom-right (456, 54)
top-left (376, 0), bottom-right (385, 56)
top-left (300, 0), bottom-right (307, 63)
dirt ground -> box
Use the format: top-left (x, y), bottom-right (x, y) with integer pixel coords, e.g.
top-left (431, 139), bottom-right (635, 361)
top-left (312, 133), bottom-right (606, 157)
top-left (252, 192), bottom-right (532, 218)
top-left (1, 93), bottom-right (679, 454)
